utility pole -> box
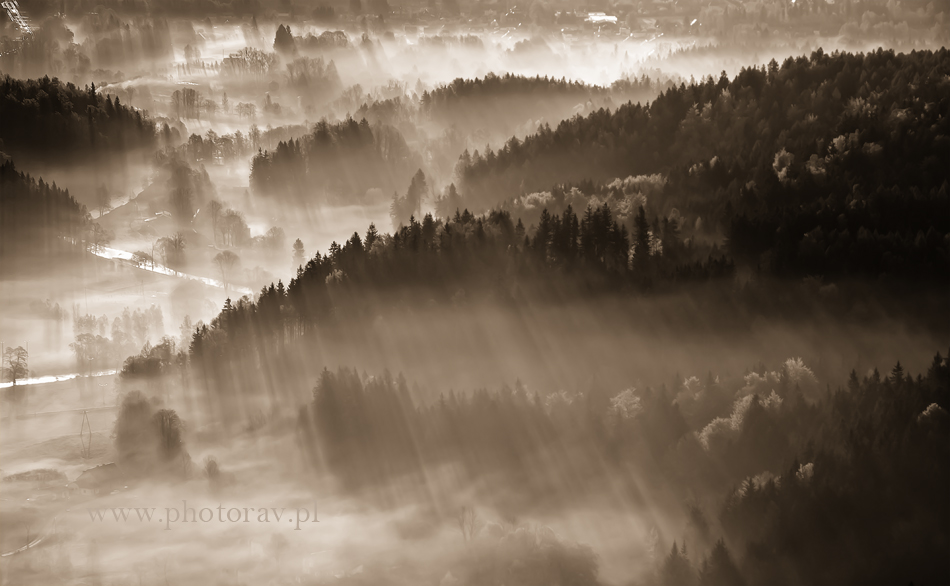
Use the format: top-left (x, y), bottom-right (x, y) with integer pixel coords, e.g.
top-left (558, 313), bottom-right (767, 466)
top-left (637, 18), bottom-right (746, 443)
top-left (80, 411), bottom-right (92, 459)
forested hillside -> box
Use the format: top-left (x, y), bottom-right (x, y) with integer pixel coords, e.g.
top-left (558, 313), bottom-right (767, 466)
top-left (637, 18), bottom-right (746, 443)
top-left (449, 49), bottom-right (950, 282)
top-left (293, 356), bottom-right (949, 585)
top-left (457, 49), bottom-right (949, 207)
top-left (0, 75), bottom-right (157, 158)
top-left (249, 117), bottom-right (421, 203)
top-left (195, 49), bottom-right (950, 397)
top-left (0, 159), bottom-right (92, 267)
top-left (419, 72), bottom-right (666, 137)
top-left (188, 206), bottom-right (740, 367)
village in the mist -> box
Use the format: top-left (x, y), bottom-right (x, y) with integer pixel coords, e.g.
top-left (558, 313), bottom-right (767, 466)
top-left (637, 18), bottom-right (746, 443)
top-left (0, 0), bottom-right (949, 583)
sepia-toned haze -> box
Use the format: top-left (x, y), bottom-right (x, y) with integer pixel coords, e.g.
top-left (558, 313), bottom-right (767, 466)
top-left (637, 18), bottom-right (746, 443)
top-left (1, 0), bottom-right (948, 584)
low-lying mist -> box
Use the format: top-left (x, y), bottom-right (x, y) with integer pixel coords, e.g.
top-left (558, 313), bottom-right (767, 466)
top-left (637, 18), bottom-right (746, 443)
top-left (2, 0), bottom-right (949, 583)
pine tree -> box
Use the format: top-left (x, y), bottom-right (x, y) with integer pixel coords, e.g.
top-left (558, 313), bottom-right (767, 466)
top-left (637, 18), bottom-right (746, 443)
top-left (890, 361), bottom-right (904, 384)
top-left (364, 223), bottom-right (379, 251)
top-left (699, 539), bottom-right (745, 586)
top-left (634, 205), bottom-right (651, 270)
top-left (660, 541), bottom-right (697, 586)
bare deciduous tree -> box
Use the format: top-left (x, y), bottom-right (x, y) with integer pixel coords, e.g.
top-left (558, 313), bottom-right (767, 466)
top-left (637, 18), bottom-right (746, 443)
top-left (456, 506), bottom-right (483, 543)
top-left (157, 233), bottom-right (186, 272)
top-left (213, 250), bottom-right (240, 294)
top-left (220, 209), bottom-right (247, 247)
top-left (209, 199), bottom-right (223, 245)
top-left (89, 223), bottom-right (113, 253)
top-left (96, 184), bottom-right (112, 218)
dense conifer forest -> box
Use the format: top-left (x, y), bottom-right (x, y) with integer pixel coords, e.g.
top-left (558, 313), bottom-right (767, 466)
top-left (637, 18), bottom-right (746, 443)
top-left (0, 75), bottom-right (157, 158)
top-left (291, 356), bottom-right (949, 585)
top-left (249, 117), bottom-right (421, 202)
top-left (435, 49), bottom-right (950, 283)
top-left (0, 159), bottom-right (93, 267)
